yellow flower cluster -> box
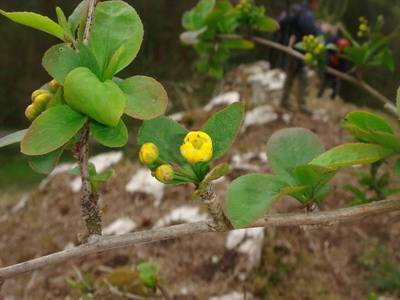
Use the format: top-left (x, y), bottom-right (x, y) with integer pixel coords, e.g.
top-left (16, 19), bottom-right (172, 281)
top-left (180, 131), bottom-right (213, 164)
top-left (357, 16), bottom-right (370, 38)
top-left (25, 79), bottom-right (59, 121)
top-left (139, 131), bottom-right (213, 184)
top-left (302, 35), bottom-right (325, 64)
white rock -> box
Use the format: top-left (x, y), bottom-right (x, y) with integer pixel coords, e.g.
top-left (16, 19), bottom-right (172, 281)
top-left (103, 217), bottom-right (137, 236)
top-left (226, 228), bottom-right (265, 270)
top-left (242, 105), bottom-right (278, 131)
top-left (169, 111), bottom-right (184, 122)
top-left (248, 69), bottom-right (286, 91)
top-left (126, 168), bottom-right (165, 206)
top-left (154, 206), bottom-right (208, 228)
top-left (231, 151), bottom-right (267, 172)
top-left (209, 291), bottom-right (252, 300)
top-left (204, 91), bottom-right (240, 111)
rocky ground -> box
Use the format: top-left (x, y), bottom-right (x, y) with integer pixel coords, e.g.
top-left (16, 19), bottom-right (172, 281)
top-left (1, 62), bottom-right (400, 300)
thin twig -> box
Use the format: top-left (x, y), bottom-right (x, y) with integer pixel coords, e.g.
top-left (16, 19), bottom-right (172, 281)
top-left (157, 284), bottom-right (172, 300)
top-left (76, 0), bottom-right (102, 237)
top-left (0, 198), bottom-right (399, 280)
top-left (220, 34), bottom-right (398, 116)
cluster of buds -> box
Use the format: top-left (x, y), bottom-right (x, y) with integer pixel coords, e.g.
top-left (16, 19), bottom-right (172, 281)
top-left (236, 0), bottom-right (253, 11)
top-left (139, 131), bottom-right (213, 184)
top-left (25, 79), bottom-right (60, 121)
top-left (357, 16), bottom-right (370, 38)
top-left (302, 35), bottom-right (325, 65)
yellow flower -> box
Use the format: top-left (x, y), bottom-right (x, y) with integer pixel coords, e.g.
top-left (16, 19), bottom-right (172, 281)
top-left (180, 131), bottom-right (213, 164)
top-left (155, 164), bottom-right (175, 183)
top-left (139, 143), bottom-right (160, 165)
top-left (305, 52), bottom-right (313, 62)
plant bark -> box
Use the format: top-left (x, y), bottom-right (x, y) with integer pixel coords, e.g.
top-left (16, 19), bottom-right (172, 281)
top-left (76, 0), bottom-right (102, 237)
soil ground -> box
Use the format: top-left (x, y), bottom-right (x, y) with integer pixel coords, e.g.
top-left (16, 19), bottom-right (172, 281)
top-left (1, 67), bottom-right (400, 300)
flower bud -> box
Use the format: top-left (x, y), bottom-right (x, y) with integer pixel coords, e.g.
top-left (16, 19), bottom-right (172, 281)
top-left (48, 79), bottom-right (60, 94)
top-left (180, 131), bottom-right (213, 164)
top-left (155, 164), bottom-right (175, 183)
top-left (31, 89), bottom-right (48, 102)
top-left (25, 104), bottom-right (39, 121)
top-left (33, 93), bottom-right (52, 112)
top-left (139, 143), bottom-right (160, 165)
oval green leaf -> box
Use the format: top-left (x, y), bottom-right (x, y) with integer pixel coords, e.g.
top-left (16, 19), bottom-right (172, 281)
top-left (310, 143), bottom-right (393, 169)
top-left (267, 127), bottom-right (325, 183)
top-left (29, 147), bottom-right (64, 174)
top-left (118, 76), bottom-right (168, 120)
top-left (89, 0), bottom-right (144, 73)
top-left (227, 174), bottom-right (287, 228)
top-left (21, 105), bottom-right (87, 155)
top-left (90, 120), bottom-right (128, 148)
top-left (0, 9), bottom-right (65, 40)
top-left (202, 102), bottom-right (244, 160)
top-left (342, 111), bottom-right (394, 134)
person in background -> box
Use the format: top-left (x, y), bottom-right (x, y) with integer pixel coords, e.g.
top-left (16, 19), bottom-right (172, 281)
top-left (318, 33), bottom-right (350, 100)
top-left (278, 0), bottom-right (322, 112)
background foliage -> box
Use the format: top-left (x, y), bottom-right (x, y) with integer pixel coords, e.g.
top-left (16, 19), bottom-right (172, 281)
top-left (0, 0), bottom-right (399, 129)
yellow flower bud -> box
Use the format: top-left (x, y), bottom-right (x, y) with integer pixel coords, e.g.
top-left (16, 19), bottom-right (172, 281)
top-left (48, 79), bottom-right (60, 94)
top-left (33, 93), bottom-right (52, 113)
top-left (155, 164), bottom-right (175, 183)
top-left (139, 143), bottom-right (160, 165)
top-left (305, 52), bottom-right (313, 62)
top-left (25, 104), bottom-right (39, 121)
top-left (180, 131), bottom-right (213, 164)
top-left (31, 89), bottom-right (48, 102)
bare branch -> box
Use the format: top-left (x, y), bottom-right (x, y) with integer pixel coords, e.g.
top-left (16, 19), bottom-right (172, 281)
top-left (220, 34), bottom-right (398, 116)
top-left (76, 0), bottom-right (102, 237)
top-left (0, 198), bottom-right (399, 280)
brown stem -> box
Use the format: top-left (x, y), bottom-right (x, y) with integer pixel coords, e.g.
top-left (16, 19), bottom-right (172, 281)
top-left (0, 198), bottom-right (399, 279)
top-left (76, 124), bottom-right (102, 236)
top-left (157, 284), bottom-right (172, 300)
top-left (76, 0), bottom-right (102, 237)
top-left (200, 185), bottom-right (233, 231)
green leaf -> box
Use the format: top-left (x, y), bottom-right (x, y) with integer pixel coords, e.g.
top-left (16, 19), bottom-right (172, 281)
top-left (202, 102), bottom-right (244, 160)
top-left (29, 147), bottom-right (64, 174)
top-left (253, 16), bottom-right (279, 32)
top-left (342, 111), bottom-right (394, 134)
top-left (137, 262), bottom-right (159, 289)
top-left (310, 143), bottom-right (393, 169)
top-left (55, 7), bottom-right (74, 42)
top-left (394, 159), bottom-right (400, 176)
top-left (90, 120), bottom-right (128, 148)
top-left (138, 116), bottom-right (188, 166)
top-left (227, 174), bottom-right (287, 228)
top-left (221, 39), bottom-right (254, 49)
top-left (0, 129), bottom-right (28, 149)
top-left (183, 0), bottom-right (216, 30)
top-left (266, 128), bottom-right (325, 183)
top-left (89, 0), bottom-right (144, 73)
top-left (103, 45), bottom-right (126, 80)
top-left (0, 9), bottom-right (65, 40)
top-left (21, 105), bottom-right (87, 156)
top-left (118, 76), bottom-right (168, 120)
top-left (195, 163), bottom-right (230, 197)
top-left (64, 67), bottom-right (126, 127)
top-left (42, 43), bottom-right (101, 84)
top-left (68, 0), bottom-right (87, 34)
